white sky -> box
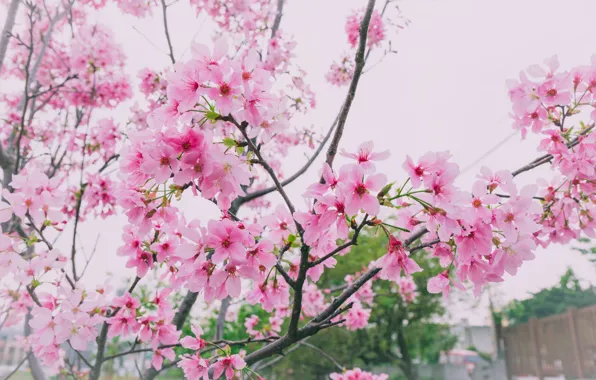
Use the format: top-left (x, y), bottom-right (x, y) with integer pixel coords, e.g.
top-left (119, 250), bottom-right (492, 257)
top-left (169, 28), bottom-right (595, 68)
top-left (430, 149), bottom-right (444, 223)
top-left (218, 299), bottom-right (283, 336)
top-left (6, 0), bottom-right (596, 325)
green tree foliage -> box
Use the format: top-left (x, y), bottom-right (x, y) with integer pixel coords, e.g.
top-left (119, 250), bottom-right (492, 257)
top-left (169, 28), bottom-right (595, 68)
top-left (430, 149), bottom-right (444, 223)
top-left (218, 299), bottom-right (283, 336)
top-left (503, 268), bottom-right (596, 325)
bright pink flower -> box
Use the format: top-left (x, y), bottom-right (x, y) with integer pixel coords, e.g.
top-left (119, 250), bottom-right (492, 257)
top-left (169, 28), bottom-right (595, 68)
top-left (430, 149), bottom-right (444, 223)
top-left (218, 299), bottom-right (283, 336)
top-left (207, 219), bottom-right (250, 263)
top-left (166, 61), bottom-right (204, 112)
top-left (378, 236), bottom-right (422, 281)
top-left (465, 181), bottom-right (499, 224)
top-left (344, 301), bottom-right (371, 330)
top-left (340, 166), bottom-right (386, 216)
top-left (178, 354), bottom-right (210, 380)
top-left (107, 313), bottom-right (140, 338)
top-left (453, 222), bottom-right (493, 261)
top-left (112, 293), bottom-right (140, 315)
top-left (330, 368), bottom-right (389, 380)
top-left (211, 354), bottom-right (246, 380)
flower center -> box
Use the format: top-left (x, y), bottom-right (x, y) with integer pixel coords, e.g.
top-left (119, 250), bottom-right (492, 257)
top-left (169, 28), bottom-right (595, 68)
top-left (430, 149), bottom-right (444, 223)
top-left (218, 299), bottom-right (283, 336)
top-left (355, 183), bottom-right (367, 196)
top-left (220, 83), bottom-right (231, 96)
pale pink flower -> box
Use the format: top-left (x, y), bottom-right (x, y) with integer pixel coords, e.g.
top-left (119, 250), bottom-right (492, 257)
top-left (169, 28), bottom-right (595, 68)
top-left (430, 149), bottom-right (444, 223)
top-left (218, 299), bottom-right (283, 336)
top-left (340, 141), bottom-right (390, 173)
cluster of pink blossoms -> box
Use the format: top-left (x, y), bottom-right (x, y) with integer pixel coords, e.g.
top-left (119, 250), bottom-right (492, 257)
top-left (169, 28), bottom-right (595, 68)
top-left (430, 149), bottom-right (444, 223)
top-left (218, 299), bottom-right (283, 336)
top-left (177, 325), bottom-right (247, 379)
top-left (326, 8), bottom-right (386, 86)
top-left (326, 8), bottom-right (386, 87)
top-left (330, 368), bottom-right (389, 380)
top-left (346, 9), bottom-right (385, 49)
top-left (507, 56), bottom-right (596, 243)
top-left (325, 54), bottom-right (356, 87)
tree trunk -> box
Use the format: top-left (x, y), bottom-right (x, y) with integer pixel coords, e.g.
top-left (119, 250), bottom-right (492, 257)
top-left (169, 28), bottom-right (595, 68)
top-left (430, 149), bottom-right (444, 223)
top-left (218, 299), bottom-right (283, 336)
top-left (397, 324), bottom-right (417, 380)
top-left (0, 0), bottom-right (20, 78)
top-left (24, 310), bottom-right (48, 380)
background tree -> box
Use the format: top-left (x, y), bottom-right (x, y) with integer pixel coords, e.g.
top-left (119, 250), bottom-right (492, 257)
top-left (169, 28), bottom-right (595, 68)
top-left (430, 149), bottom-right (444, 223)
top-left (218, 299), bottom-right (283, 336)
top-left (503, 268), bottom-right (596, 325)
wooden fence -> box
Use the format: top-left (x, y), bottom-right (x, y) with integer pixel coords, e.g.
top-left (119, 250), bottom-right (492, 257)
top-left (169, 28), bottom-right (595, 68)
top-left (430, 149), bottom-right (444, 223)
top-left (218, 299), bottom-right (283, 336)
top-left (503, 306), bottom-right (596, 379)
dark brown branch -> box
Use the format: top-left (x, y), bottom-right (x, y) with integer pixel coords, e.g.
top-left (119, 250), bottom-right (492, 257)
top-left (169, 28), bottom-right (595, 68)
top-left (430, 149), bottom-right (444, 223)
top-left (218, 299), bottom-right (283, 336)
top-left (160, 0), bottom-right (176, 65)
top-left (89, 276), bottom-right (140, 380)
top-left (275, 262), bottom-right (296, 289)
top-left (222, 115), bottom-right (302, 234)
top-left (309, 216), bottom-right (368, 267)
top-left (310, 267), bottom-right (379, 326)
top-left (323, 0), bottom-right (376, 173)
top-left (236, 115), bottom-right (338, 207)
top-left (243, 266), bottom-right (381, 365)
top-left (512, 124), bottom-right (594, 177)
top-left (408, 238), bottom-right (440, 253)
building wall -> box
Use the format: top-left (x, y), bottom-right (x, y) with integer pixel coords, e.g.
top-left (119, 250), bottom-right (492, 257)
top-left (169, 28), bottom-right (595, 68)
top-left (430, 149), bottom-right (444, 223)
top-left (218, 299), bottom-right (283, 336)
top-left (452, 320), bottom-right (496, 357)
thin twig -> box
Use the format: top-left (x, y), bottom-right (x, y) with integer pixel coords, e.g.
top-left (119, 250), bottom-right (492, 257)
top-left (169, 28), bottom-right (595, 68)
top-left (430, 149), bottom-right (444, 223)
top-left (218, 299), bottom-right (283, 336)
top-left (4, 352), bottom-right (30, 379)
top-left (298, 341), bottom-right (345, 371)
top-left (68, 341), bottom-right (93, 368)
top-left (236, 115), bottom-right (338, 207)
top-left (160, 0), bottom-right (176, 65)
top-left (309, 216), bottom-right (368, 267)
top-left (512, 124), bottom-right (594, 177)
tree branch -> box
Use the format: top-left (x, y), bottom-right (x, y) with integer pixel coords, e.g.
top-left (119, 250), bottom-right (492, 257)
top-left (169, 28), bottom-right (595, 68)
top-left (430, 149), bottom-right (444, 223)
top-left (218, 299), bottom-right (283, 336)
top-left (236, 114), bottom-right (338, 207)
top-left (4, 352), bottom-right (30, 380)
top-left (322, 0), bottom-right (376, 173)
top-left (223, 115), bottom-right (302, 234)
top-left (0, 0), bottom-right (21, 77)
top-left (214, 296), bottom-right (231, 340)
top-left (270, 0), bottom-right (285, 38)
top-left (512, 124), bottom-right (594, 177)
top-left (160, 0), bottom-right (175, 65)
top-left (309, 216), bottom-right (368, 267)
top-left (299, 341), bottom-right (344, 371)
top-left (243, 267), bottom-right (381, 365)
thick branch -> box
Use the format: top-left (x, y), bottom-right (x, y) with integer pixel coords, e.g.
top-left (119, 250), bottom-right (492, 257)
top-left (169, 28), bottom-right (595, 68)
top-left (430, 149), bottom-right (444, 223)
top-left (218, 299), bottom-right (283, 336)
top-left (270, 0), bottom-right (285, 38)
top-left (0, 0), bottom-right (20, 77)
top-left (248, 0), bottom-right (375, 336)
top-left (244, 267), bottom-right (381, 365)
top-left (24, 310), bottom-right (48, 380)
top-left (214, 296), bottom-right (231, 340)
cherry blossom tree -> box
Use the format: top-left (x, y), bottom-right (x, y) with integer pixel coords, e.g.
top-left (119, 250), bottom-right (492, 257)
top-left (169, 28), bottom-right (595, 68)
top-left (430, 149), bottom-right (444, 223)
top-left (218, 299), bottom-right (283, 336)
top-left (1, 0), bottom-right (596, 379)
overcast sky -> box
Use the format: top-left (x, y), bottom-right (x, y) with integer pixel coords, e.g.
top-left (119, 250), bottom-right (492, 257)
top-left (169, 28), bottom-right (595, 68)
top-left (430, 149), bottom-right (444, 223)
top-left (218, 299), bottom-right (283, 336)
top-left (25, 0), bottom-right (596, 325)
